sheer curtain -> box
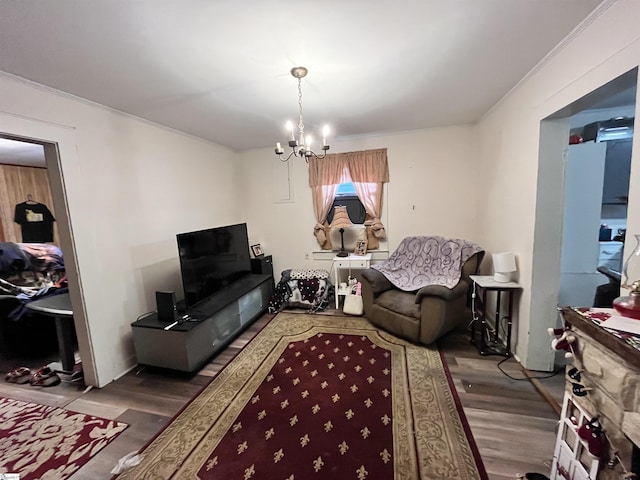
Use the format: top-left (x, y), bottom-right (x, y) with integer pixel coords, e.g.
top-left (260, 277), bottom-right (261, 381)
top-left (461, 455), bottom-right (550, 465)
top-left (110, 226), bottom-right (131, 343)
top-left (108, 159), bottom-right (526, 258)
top-left (308, 148), bottom-right (388, 246)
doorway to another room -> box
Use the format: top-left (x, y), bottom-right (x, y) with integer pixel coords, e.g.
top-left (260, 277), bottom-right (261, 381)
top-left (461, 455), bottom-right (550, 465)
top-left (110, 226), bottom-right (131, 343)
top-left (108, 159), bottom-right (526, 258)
top-left (0, 134), bottom-right (81, 387)
top-left (532, 68), bottom-right (637, 371)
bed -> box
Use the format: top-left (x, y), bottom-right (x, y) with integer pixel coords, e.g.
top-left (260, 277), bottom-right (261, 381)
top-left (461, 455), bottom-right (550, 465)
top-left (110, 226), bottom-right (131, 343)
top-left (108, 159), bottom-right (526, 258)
top-left (0, 242), bottom-right (67, 357)
top-left (0, 242), bottom-right (65, 295)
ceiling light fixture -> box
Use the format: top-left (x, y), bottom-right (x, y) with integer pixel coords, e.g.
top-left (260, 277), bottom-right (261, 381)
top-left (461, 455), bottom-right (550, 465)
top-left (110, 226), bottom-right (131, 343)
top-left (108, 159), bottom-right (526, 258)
top-left (275, 66), bottom-right (330, 162)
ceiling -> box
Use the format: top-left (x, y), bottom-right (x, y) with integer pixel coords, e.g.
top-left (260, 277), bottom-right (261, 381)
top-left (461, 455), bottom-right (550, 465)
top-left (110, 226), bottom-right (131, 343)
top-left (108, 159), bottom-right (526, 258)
top-left (0, 0), bottom-right (613, 162)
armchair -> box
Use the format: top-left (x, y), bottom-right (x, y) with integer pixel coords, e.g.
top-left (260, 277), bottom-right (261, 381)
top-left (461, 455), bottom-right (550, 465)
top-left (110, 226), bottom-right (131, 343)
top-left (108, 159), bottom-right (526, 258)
top-left (358, 236), bottom-right (484, 345)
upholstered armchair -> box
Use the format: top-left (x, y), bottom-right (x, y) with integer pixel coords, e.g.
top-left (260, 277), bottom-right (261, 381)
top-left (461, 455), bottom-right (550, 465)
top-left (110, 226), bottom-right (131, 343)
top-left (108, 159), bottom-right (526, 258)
top-left (357, 236), bottom-right (484, 345)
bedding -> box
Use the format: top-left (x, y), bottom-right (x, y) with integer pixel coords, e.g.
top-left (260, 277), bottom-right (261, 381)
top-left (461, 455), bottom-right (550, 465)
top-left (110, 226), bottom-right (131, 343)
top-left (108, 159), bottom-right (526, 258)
top-left (269, 268), bottom-right (333, 313)
top-left (0, 243), bottom-right (67, 356)
top-left (0, 242), bottom-right (65, 295)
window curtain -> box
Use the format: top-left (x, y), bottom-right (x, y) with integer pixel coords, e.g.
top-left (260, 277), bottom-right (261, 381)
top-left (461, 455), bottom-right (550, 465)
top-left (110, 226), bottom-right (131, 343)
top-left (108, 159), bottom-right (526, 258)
top-left (308, 148), bottom-right (388, 245)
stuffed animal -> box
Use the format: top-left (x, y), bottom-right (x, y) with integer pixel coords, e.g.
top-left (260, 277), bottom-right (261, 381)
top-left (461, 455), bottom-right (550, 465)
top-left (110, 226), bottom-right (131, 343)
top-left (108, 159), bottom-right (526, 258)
top-left (548, 327), bottom-right (575, 359)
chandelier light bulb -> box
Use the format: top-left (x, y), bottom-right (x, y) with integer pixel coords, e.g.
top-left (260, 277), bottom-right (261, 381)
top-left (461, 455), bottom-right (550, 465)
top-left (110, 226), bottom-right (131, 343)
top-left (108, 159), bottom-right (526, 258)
top-left (285, 121), bottom-right (295, 141)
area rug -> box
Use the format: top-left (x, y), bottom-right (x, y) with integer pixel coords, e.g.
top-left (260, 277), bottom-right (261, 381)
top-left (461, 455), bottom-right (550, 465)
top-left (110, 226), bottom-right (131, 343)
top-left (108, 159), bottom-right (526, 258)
top-left (117, 312), bottom-right (487, 479)
top-left (0, 396), bottom-right (128, 479)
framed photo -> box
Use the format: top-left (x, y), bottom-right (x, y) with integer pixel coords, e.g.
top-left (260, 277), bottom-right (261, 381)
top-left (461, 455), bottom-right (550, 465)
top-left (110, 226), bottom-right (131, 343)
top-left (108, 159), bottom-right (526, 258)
top-left (354, 239), bottom-right (368, 256)
top-left (251, 244), bottom-right (264, 257)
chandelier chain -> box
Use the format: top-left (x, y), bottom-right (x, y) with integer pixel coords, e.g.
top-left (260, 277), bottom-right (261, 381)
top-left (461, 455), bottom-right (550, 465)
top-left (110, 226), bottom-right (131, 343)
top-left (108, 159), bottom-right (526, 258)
top-left (297, 77), bottom-right (304, 138)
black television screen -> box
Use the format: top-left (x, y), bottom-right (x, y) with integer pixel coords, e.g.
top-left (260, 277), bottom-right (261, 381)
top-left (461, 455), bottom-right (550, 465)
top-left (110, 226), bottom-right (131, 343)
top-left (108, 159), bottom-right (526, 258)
top-left (177, 223), bottom-right (252, 309)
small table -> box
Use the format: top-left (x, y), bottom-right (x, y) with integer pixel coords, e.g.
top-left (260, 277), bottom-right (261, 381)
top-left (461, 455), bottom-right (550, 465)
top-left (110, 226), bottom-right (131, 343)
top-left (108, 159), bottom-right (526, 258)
top-left (25, 292), bottom-right (75, 373)
top-left (333, 253), bottom-right (372, 308)
top-left (469, 275), bottom-right (521, 357)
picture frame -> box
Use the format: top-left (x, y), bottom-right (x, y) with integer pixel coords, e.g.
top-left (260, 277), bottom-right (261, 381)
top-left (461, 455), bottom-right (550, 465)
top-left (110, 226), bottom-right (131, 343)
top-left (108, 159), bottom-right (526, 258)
top-left (354, 239), bottom-right (368, 256)
top-left (250, 244), bottom-right (264, 257)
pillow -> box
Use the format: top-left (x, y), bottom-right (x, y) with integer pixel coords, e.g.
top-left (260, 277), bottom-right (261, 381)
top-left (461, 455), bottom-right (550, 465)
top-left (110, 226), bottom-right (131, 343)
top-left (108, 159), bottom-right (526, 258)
top-left (290, 269), bottom-right (330, 280)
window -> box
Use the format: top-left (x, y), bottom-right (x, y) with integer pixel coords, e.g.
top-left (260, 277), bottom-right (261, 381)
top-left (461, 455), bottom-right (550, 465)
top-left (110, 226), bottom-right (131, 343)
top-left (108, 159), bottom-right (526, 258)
top-left (336, 182), bottom-right (356, 197)
top-left (308, 148), bottom-right (388, 248)
top-left (327, 182), bottom-right (366, 224)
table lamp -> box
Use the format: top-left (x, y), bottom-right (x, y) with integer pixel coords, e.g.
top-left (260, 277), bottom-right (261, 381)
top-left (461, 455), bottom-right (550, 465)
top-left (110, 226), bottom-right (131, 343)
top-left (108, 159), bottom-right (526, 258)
top-left (493, 252), bottom-right (516, 282)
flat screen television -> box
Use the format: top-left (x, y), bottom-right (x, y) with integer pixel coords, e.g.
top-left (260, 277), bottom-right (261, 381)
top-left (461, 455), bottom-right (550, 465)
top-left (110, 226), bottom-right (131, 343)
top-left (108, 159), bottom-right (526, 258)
top-left (177, 223), bottom-right (252, 309)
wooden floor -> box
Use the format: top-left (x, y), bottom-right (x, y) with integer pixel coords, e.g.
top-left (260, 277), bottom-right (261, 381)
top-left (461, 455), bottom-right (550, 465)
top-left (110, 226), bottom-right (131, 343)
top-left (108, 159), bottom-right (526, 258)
top-left (0, 310), bottom-right (565, 480)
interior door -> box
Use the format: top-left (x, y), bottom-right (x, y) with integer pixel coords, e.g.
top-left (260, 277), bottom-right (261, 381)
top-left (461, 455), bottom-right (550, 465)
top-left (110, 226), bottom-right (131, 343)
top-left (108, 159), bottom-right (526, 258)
top-left (559, 142), bottom-right (607, 307)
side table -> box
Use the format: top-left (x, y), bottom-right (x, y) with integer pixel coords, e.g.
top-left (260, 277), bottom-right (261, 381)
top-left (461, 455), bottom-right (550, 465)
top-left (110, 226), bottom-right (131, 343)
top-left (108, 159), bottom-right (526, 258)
top-left (469, 275), bottom-right (521, 357)
top-left (333, 253), bottom-right (372, 308)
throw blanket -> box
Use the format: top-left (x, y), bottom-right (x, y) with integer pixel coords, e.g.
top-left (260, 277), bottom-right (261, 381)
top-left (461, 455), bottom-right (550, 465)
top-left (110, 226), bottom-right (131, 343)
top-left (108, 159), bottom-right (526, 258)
top-left (373, 236), bottom-right (483, 291)
top-left (269, 269), bottom-right (332, 313)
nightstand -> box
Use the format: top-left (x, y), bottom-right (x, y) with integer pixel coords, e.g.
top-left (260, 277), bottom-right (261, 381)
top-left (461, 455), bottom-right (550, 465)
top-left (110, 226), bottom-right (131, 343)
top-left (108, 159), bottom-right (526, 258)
top-left (333, 253), bottom-right (372, 308)
top-left (469, 275), bottom-right (521, 357)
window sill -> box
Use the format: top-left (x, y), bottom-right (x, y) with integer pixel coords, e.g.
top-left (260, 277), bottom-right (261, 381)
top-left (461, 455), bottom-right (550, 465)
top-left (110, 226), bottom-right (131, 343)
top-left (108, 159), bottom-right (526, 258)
top-left (312, 250), bottom-right (389, 261)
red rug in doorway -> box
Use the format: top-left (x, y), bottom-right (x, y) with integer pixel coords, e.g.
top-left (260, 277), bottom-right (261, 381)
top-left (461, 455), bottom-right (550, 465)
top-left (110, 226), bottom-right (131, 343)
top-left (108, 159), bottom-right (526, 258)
top-left (0, 396), bottom-right (128, 479)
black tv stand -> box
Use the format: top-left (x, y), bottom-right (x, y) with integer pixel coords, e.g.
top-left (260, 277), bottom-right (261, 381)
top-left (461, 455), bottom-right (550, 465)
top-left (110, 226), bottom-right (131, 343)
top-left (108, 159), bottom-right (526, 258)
top-left (131, 274), bottom-right (272, 372)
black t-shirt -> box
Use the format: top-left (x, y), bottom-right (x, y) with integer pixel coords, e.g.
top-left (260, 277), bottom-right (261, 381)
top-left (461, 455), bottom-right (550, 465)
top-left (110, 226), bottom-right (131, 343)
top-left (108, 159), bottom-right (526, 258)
top-left (14, 202), bottom-right (56, 243)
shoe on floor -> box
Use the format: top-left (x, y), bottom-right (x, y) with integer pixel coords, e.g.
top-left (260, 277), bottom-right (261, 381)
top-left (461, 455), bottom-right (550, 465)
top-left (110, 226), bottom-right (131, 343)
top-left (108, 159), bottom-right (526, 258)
top-left (30, 366), bottom-right (61, 387)
top-left (5, 367), bottom-right (32, 384)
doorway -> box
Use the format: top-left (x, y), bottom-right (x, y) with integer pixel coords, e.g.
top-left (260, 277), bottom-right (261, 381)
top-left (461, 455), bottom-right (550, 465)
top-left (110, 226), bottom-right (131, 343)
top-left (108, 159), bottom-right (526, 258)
top-left (533, 68), bottom-right (637, 370)
top-left (0, 125), bottom-right (96, 385)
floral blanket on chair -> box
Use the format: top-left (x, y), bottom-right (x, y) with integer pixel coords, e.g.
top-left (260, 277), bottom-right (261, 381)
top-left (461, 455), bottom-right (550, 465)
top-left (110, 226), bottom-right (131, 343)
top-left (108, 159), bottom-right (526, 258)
top-left (372, 236), bottom-right (483, 291)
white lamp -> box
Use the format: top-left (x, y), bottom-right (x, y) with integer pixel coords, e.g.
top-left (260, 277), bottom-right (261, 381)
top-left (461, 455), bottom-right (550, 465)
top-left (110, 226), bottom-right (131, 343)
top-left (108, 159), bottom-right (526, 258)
top-left (493, 252), bottom-right (516, 283)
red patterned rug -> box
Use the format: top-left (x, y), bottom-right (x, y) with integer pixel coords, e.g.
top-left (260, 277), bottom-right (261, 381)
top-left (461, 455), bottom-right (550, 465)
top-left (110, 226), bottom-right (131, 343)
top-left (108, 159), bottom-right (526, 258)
top-left (0, 396), bottom-right (128, 479)
top-left (117, 313), bottom-right (487, 479)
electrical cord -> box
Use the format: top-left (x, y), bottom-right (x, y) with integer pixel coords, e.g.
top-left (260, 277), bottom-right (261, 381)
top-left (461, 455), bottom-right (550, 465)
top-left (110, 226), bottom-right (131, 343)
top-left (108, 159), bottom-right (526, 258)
top-left (496, 355), bottom-right (563, 381)
top-left (467, 282), bottom-right (479, 331)
top-left (136, 311), bottom-right (155, 321)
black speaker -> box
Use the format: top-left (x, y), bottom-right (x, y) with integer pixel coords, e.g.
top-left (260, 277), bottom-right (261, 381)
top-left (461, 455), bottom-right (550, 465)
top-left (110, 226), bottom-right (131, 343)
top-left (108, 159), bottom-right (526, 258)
top-left (251, 255), bottom-right (274, 291)
top-left (251, 254), bottom-right (273, 277)
top-left (156, 291), bottom-right (177, 323)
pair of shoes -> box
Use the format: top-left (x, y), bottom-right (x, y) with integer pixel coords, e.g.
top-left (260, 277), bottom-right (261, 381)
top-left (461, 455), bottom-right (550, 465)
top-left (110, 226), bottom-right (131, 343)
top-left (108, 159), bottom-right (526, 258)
top-left (69, 365), bottom-right (84, 384)
top-left (29, 366), bottom-right (61, 387)
top-left (5, 367), bottom-right (32, 384)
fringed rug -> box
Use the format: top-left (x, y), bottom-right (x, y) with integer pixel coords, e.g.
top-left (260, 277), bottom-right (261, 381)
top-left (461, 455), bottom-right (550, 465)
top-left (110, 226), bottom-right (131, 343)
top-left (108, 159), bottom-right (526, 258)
top-left (0, 396), bottom-right (128, 479)
top-left (117, 313), bottom-right (487, 479)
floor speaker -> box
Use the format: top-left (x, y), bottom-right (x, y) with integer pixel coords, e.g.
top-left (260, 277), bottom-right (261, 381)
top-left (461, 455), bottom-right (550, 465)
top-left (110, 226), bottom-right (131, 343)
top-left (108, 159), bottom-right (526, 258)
top-left (156, 291), bottom-right (177, 322)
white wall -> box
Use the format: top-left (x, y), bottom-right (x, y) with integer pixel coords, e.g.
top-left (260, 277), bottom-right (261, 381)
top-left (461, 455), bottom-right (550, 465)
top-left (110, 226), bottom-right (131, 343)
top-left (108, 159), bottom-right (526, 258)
top-left (4, 1), bottom-right (638, 385)
top-left (476, 0), bottom-right (640, 370)
top-left (238, 126), bottom-right (481, 279)
top-left (0, 73), bottom-right (242, 387)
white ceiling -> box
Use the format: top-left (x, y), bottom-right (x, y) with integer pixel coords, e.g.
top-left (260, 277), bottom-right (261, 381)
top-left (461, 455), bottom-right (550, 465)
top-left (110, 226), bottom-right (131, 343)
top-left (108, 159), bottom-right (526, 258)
top-left (0, 0), bottom-right (609, 161)
top-left (0, 138), bottom-right (45, 167)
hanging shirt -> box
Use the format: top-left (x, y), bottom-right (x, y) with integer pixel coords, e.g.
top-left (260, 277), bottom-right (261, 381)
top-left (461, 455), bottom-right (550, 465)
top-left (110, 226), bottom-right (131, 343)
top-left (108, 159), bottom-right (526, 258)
top-left (14, 202), bottom-right (56, 243)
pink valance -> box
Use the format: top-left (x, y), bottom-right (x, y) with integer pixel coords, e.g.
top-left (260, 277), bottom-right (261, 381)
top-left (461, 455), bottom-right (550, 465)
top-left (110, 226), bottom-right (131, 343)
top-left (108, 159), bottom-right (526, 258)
top-left (308, 148), bottom-right (389, 186)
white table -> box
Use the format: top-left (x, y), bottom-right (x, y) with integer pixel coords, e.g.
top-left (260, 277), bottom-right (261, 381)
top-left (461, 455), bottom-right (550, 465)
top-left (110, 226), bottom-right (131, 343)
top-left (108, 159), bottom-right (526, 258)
top-left (333, 253), bottom-right (372, 308)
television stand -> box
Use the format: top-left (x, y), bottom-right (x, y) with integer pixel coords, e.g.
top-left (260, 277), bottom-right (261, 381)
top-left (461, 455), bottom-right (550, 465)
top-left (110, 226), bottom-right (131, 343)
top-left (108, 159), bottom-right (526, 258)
top-left (131, 274), bottom-right (272, 372)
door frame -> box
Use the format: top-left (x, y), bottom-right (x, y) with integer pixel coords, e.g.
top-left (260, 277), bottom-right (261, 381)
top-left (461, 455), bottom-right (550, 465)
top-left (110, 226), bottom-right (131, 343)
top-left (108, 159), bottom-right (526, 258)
top-left (0, 112), bottom-right (97, 387)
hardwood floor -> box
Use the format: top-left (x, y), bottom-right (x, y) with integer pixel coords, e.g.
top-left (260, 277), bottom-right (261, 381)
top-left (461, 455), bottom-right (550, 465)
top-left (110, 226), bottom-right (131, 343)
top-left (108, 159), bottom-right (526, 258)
top-left (0, 310), bottom-right (565, 479)
top-left (439, 325), bottom-right (564, 479)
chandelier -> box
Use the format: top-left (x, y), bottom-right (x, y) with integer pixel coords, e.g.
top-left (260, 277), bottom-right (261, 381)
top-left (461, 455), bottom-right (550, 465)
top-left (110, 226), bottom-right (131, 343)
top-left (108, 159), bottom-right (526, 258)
top-left (275, 66), bottom-right (330, 162)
